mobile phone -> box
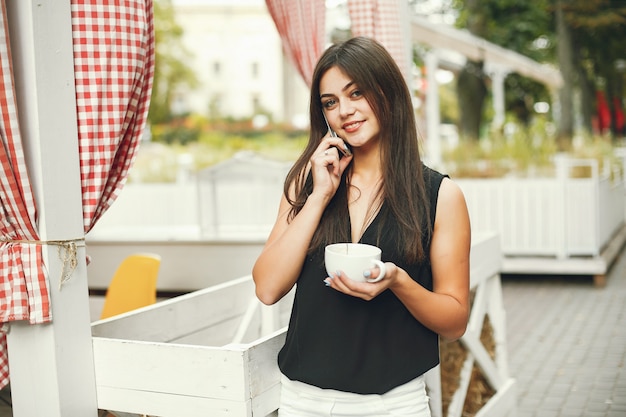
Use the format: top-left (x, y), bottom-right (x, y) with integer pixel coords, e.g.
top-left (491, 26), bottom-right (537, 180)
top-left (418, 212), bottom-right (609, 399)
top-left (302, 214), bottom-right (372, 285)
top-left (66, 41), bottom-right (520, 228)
top-left (322, 113), bottom-right (352, 157)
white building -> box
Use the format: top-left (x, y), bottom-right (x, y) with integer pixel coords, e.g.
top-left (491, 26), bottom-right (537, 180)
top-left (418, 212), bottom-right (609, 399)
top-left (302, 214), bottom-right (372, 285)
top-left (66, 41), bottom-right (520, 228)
top-left (171, 0), bottom-right (310, 127)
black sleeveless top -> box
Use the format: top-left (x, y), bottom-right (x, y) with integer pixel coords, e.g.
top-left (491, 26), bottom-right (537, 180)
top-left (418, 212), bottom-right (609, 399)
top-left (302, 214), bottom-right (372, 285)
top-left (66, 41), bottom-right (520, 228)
top-left (278, 166), bottom-right (447, 394)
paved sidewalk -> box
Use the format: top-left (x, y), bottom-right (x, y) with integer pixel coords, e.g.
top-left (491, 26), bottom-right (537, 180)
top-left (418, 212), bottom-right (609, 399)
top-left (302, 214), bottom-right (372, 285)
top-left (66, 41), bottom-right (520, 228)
top-left (0, 250), bottom-right (625, 416)
top-left (502, 250), bottom-right (626, 417)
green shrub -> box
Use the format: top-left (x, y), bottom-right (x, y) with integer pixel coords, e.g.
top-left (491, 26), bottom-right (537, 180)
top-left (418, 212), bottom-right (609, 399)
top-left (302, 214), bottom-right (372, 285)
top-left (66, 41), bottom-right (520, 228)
top-left (441, 118), bottom-right (623, 178)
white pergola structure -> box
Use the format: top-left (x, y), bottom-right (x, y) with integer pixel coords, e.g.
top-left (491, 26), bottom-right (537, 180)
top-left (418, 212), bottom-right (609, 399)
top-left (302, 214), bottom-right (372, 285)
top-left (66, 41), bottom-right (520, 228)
top-left (410, 15), bottom-right (564, 167)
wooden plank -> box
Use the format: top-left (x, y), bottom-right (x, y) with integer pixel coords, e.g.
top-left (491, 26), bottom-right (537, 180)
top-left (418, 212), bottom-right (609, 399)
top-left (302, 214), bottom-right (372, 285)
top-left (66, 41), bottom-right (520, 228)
top-left (97, 386), bottom-right (251, 417)
top-left (446, 356), bottom-right (474, 417)
top-left (501, 256), bottom-right (607, 275)
top-left (474, 378), bottom-right (517, 417)
top-left (469, 232), bottom-right (501, 289)
top-left (246, 330), bottom-right (286, 417)
top-left (232, 298), bottom-right (263, 344)
top-left (468, 277), bottom-right (488, 332)
top-left (486, 276), bottom-right (510, 377)
top-left (172, 316), bottom-right (246, 346)
top-left (92, 276), bottom-right (295, 346)
top-left (92, 276), bottom-right (255, 341)
top-left (251, 383), bottom-right (281, 417)
top-left (93, 338), bottom-right (247, 401)
top-left (94, 330), bottom-right (287, 416)
top-left (245, 329), bottom-right (286, 399)
top-left (600, 224), bottom-right (626, 272)
top-left (461, 334), bottom-right (504, 389)
top-left (85, 239), bottom-right (266, 292)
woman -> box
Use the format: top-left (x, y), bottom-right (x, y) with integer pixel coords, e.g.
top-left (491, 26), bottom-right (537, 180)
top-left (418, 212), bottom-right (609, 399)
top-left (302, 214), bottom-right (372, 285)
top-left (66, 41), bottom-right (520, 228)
top-left (252, 37), bottom-right (471, 417)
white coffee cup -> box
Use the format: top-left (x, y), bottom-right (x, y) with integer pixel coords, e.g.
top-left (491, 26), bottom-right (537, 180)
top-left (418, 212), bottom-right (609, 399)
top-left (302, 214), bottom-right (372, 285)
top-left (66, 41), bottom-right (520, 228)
top-left (325, 243), bottom-right (386, 283)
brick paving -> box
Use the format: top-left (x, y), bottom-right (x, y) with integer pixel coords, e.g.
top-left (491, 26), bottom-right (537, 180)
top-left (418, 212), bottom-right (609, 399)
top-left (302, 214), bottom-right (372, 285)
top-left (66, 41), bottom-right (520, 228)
top-left (0, 249), bottom-right (624, 417)
top-left (502, 249), bottom-right (626, 417)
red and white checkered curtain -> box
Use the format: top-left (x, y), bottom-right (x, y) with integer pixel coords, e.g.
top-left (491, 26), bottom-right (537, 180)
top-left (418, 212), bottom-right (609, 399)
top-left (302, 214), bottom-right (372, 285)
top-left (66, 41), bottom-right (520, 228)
top-left (265, 0), bottom-right (326, 87)
top-left (74, 0), bottom-right (155, 231)
top-left (347, 0), bottom-right (411, 81)
top-left (0, 0), bottom-right (51, 389)
top-left (0, 0), bottom-right (154, 390)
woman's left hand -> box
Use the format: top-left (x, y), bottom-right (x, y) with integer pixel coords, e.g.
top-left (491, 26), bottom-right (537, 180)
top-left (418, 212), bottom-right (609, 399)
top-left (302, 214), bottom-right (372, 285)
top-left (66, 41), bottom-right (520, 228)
top-left (323, 262), bottom-right (401, 301)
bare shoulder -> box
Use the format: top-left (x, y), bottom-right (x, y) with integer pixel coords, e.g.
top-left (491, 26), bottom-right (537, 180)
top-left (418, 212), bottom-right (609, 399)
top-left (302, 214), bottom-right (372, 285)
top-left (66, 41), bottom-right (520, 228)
top-left (437, 177), bottom-right (468, 212)
top-left (430, 177), bottom-right (471, 263)
top-left (433, 177), bottom-right (470, 237)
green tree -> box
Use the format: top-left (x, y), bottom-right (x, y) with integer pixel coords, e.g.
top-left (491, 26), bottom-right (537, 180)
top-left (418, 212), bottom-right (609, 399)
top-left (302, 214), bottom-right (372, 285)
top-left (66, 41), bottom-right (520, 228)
top-left (453, 0), bottom-right (488, 141)
top-left (451, 0), bottom-right (626, 144)
top-left (451, 0), bottom-right (555, 139)
top-left (148, 0), bottom-right (198, 125)
top-left (555, 0), bottom-right (575, 145)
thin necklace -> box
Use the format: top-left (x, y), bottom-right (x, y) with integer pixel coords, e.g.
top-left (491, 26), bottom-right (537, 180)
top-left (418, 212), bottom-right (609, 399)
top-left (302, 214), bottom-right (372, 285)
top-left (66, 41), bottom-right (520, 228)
top-left (351, 179), bottom-right (383, 241)
top-left (358, 197), bottom-right (382, 241)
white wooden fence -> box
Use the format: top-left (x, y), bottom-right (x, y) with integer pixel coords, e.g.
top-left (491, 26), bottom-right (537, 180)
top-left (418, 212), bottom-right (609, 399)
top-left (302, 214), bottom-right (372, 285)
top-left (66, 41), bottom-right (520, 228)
top-left (91, 232), bottom-right (515, 417)
top-left (457, 156), bottom-right (623, 259)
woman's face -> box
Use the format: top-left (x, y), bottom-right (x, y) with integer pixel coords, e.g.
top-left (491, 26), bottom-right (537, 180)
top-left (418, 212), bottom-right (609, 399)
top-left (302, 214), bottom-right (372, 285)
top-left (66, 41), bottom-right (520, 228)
top-left (319, 66), bottom-right (380, 150)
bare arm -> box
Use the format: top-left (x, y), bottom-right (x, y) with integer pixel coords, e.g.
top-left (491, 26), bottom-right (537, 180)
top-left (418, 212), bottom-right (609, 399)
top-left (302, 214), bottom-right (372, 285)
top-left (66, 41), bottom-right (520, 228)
top-left (252, 191), bottom-right (328, 305)
top-left (391, 178), bottom-right (471, 340)
top-left (252, 136), bottom-right (353, 305)
top-left (325, 178), bottom-right (471, 340)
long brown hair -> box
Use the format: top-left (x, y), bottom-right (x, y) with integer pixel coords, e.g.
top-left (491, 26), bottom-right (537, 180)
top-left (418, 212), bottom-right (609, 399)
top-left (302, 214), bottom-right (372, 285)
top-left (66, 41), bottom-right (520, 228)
top-left (284, 36), bottom-right (431, 262)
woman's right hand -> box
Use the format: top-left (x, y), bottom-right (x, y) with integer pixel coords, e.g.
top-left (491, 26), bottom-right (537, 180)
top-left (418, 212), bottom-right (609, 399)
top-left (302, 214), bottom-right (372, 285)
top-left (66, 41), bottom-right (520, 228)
top-left (309, 134), bottom-right (353, 202)
top-left (253, 134), bottom-right (352, 305)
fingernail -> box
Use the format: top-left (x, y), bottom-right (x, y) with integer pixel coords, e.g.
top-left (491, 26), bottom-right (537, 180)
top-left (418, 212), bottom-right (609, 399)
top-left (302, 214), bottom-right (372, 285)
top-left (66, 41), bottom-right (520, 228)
top-left (363, 270), bottom-right (371, 278)
top-left (324, 278), bottom-right (332, 286)
top-left (336, 270), bottom-right (341, 277)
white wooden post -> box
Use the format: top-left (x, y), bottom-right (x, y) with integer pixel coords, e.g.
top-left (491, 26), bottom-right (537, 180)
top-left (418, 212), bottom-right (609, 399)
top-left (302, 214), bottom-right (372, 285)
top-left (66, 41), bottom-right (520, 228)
top-left (490, 67), bottom-right (507, 130)
top-left (554, 153), bottom-right (568, 259)
top-left (591, 159), bottom-right (601, 258)
top-left (426, 51), bottom-right (442, 168)
top-left (5, 1), bottom-right (98, 416)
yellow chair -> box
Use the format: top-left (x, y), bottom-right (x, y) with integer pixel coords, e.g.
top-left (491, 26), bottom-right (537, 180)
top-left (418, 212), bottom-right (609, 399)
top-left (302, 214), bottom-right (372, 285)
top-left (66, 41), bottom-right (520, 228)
top-left (100, 253), bottom-right (161, 319)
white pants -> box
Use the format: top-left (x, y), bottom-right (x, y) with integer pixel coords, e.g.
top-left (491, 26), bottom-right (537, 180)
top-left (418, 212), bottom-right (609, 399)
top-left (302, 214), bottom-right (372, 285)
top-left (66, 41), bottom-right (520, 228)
top-left (278, 374), bottom-right (431, 417)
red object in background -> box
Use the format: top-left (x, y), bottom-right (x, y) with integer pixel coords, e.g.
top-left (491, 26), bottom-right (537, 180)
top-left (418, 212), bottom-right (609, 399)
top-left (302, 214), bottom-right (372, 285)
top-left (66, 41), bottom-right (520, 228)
top-left (613, 97), bottom-right (625, 133)
top-left (596, 91), bottom-right (611, 133)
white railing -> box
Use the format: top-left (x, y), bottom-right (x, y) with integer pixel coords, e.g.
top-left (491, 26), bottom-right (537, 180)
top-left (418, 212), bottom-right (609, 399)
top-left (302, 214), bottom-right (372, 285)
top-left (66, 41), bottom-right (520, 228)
top-left (91, 232), bottom-right (514, 417)
top-left (430, 232), bottom-right (516, 417)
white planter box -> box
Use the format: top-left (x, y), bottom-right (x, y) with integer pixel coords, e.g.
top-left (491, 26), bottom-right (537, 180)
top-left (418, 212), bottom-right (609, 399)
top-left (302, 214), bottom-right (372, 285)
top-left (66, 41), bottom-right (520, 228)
top-left (92, 276), bottom-right (294, 417)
